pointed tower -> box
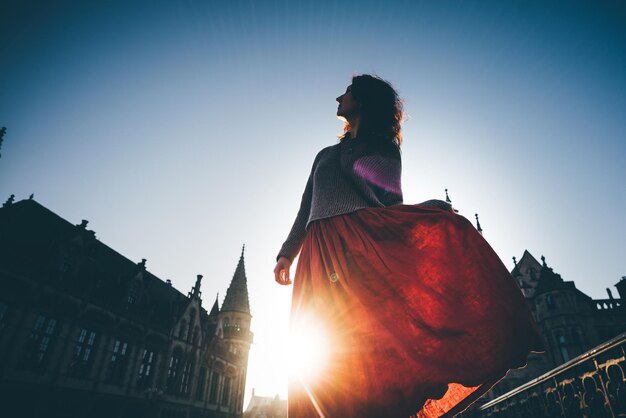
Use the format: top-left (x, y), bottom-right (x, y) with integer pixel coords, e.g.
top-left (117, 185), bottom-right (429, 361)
top-left (222, 245), bottom-right (251, 315)
top-left (218, 245), bottom-right (253, 415)
top-left (219, 245), bottom-right (253, 342)
top-left (209, 294), bottom-right (220, 318)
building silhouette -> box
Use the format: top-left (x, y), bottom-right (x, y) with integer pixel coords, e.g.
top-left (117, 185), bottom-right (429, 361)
top-left (488, 250), bottom-right (626, 398)
top-left (442, 190), bottom-right (625, 403)
top-left (0, 197), bottom-right (252, 418)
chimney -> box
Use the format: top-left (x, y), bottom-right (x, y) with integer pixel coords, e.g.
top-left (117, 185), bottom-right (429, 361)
top-left (3, 194), bottom-right (15, 207)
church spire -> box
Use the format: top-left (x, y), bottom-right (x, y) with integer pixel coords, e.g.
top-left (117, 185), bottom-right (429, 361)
top-left (475, 213), bottom-right (483, 235)
top-left (221, 245), bottom-right (251, 315)
top-left (209, 294), bottom-right (220, 317)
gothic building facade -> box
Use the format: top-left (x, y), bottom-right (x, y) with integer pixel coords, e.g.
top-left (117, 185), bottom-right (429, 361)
top-left (0, 197), bottom-right (252, 418)
top-left (488, 250), bottom-right (626, 398)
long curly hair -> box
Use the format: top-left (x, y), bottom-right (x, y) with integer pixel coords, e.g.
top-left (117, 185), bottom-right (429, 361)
top-left (340, 74), bottom-right (404, 146)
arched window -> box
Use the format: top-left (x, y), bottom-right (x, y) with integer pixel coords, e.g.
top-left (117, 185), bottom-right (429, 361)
top-left (137, 349), bottom-right (156, 388)
top-left (209, 372), bottom-right (220, 404)
top-left (192, 326), bottom-right (200, 345)
top-left (107, 339), bottom-right (130, 385)
top-left (222, 376), bottom-right (232, 407)
top-left (180, 360), bottom-right (193, 395)
top-left (187, 318), bottom-right (194, 342)
top-left (196, 367), bottom-right (208, 401)
top-left (70, 328), bottom-right (98, 377)
top-left (22, 314), bottom-right (57, 369)
top-left (188, 310), bottom-right (196, 343)
top-left (166, 349), bottom-right (182, 394)
top-left (179, 320), bottom-right (188, 340)
top-left (557, 332), bottom-right (570, 362)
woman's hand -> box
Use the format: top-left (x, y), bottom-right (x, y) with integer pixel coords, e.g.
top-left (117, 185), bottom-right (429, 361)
top-left (274, 256), bottom-right (292, 286)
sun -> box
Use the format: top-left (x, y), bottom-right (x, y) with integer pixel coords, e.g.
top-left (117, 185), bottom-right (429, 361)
top-left (286, 313), bottom-right (332, 382)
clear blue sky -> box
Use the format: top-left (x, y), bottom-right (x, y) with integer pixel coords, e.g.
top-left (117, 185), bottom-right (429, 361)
top-left (1, 0), bottom-right (625, 403)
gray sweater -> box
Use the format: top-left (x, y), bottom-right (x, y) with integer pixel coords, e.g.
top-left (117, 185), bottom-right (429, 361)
top-left (277, 136), bottom-right (403, 262)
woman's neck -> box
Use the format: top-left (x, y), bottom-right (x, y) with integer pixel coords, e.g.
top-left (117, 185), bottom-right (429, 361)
top-left (348, 116), bottom-right (361, 138)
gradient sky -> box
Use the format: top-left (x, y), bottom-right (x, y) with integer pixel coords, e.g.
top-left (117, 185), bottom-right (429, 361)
top-left (1, 0), bottom-right (625, 404)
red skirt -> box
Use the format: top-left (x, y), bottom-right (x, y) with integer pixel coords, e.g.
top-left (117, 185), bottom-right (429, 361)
top-left (288, 204), bottom-right (544, 418)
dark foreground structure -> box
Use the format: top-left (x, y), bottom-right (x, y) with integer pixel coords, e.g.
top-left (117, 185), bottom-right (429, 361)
top-left (0, 196), bottom-right (252, 418)
top-left (478, 332), bottom-right (626, 417)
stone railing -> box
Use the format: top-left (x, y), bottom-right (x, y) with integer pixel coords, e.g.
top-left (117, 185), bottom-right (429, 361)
top-left (461, 332), bottom-right (626, 418)
top-left (595, 299), bottom-right (622, 311)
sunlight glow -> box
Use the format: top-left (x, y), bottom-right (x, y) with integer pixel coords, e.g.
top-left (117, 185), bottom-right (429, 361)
top-left (287, 314), bottom-right (331, 382)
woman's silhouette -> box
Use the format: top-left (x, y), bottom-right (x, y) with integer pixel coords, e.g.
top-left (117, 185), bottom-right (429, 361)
top-left (274, 74), bottom-right (543, 417)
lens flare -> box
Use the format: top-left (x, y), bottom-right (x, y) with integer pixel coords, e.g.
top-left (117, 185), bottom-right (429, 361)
top-left (287, 314), bottom-right (331, 382)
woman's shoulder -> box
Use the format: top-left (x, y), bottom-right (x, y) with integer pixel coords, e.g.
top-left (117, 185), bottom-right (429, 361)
top-left (310, 143), bottom-right (339, 166)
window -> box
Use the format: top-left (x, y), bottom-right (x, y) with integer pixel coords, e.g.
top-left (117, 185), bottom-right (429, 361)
top-left (137, 349), bottom-right (156, 388)
top-left (187, 311), bottom-right (195, 343)
top-left (558, 333), bottom-right (570, 362)
top-left (196, 367), bottom-right (207, 400)
top-left (180, 361), bottom-right (193, 395)
top-left (546, 294), bottom-right (555, 309)
top-left (70, 328), bottom-right (97, 376)
top-left (107, 339), bottom-right (129, 384)
top-left (179, 320), bottom-right (188, 340)
top-left (166, 353), bottom-right (181, 393)
top-left (221, 376), bottom-right (231, 406)
top-left (209, 372), bottom-right (220, 404)
top-left (191, 326), bottom-right (199, 346)
top-left (187, 325), bottom-right (194, 343)
top-left (23, 314), bottom-right (57, 368)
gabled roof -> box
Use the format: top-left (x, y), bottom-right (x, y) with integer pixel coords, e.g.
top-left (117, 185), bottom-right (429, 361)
top-left (512, 250), bottom-right (542, 279)
top-left (0, 199), bottom-right (194, 333)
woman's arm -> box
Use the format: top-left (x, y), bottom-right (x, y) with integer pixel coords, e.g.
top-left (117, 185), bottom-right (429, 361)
top-left (274, 149), bottom-right (325, 285)
top-left (276, 172), bottom-right (313, 263)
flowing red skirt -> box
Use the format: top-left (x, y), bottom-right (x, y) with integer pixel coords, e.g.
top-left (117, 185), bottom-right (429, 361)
top-left (288, 204), bottom-right (544, 418)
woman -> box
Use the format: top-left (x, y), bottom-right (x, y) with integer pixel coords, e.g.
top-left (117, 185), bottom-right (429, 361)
top-left (274, 74), bottom-right (543, 418)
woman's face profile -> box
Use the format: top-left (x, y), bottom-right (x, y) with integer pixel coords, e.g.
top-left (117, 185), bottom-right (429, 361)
top-left (336, 84), bottom-right (360, 118)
